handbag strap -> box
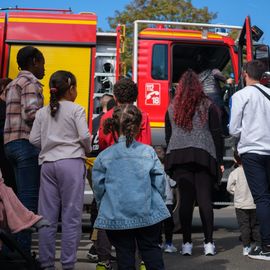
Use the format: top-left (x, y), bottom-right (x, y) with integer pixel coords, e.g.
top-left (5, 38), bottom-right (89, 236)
top-left (252, 85), bottom-right (270, 101)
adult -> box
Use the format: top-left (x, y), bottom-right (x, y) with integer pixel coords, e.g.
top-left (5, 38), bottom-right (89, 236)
top-left (0, 78), bottom-right (16, 192)
top-left (4, 46), bottom-right (45, 253)
top-left (199, 68), bottom-right (226, 109)
top-left (196, 54), bottom-right (229, 136)
top-left (165, 69), bottom-right (224, 256)
top-left (98, 78), bottom-right (151, 150)
top-left (229, 60), bottom-right (270, 261)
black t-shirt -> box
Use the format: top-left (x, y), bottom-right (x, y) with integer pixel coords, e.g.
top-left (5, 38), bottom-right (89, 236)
top-left (91, 112), bottom-right (104, 157)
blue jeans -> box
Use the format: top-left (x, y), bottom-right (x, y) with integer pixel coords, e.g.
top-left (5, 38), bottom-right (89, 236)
top-left (241, 153), bottom-right (270, 251)
top-left (5, 139), bottom-right (40, 253)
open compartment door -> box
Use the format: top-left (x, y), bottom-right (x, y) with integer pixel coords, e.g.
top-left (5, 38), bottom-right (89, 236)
top-left (238, 16), bottom-right (269, 88)
top-left (237, 16), bottom-right (253, 88)
top-left (238, 16), bottom-right (253, 62)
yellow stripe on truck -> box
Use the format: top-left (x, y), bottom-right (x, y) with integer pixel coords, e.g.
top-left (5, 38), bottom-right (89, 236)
top-left (150, 122), bottom-right (165, 128)
top-left (9, 17), bottom-right (96, 25)
top-left (140, 30), bottom-right (222, 39)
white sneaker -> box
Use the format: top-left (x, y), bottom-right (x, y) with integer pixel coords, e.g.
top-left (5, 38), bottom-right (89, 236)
top-left (243, 246), bottom-right (251, 256)
top-left (164, 243), bottom-right (177, 253)
top-left (204, 242), bottom-right (216, 256)
top-left (158, 243), bottom-right (165, 249)
top-left (181, 242), bottom-right (193, 256)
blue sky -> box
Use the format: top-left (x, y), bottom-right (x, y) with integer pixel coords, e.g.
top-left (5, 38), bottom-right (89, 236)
top-left (1, 0), bottom-right (269, 44)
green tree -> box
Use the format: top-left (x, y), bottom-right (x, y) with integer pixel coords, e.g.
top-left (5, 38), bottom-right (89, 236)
top-left (108, 0), bottom-right (217, 73)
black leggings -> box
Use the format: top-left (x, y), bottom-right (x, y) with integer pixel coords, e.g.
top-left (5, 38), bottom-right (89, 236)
top-left (173, 166), bottom-right (214, 243)
top-left (106, 223), bottom-right (164, 270)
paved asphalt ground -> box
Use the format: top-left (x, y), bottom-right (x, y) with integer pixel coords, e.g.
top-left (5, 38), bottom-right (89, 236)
top-left (32, 207), bottom-right (270, 270)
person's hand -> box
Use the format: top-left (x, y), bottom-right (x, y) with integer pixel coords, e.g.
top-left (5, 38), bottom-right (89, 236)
top-left (220, 165), bottom-right (225, 173)
top-left (226, 78), bottom-right (234, 85)
top-left (85, 152), bottom-right (92, 158)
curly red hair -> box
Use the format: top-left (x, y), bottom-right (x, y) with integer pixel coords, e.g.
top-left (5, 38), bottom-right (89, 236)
top-left (173, 69), bottom-right (209, 132)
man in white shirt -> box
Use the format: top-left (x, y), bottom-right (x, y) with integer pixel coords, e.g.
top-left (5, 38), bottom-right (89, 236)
top-left (229, 60), bottom-right (270, 261)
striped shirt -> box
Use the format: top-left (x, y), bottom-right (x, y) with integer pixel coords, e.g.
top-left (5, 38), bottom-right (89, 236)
top-left (4, 71), bottom-right (44, 144)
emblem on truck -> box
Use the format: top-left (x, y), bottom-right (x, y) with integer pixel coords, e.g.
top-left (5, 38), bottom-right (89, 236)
top-left (145, 83), bottom-right (161, 105)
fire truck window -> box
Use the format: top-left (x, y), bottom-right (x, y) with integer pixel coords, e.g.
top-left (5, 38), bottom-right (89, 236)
top-left (152, 44), bottom-right (168, 80)
top-left (172, 44), bottom-right (230, 83)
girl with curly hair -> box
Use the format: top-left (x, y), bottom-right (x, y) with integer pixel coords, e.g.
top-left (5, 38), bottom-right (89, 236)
top-left (165, 69), bottom-right (224, 256)
top-left (92, 104), bottom-right (170, 270)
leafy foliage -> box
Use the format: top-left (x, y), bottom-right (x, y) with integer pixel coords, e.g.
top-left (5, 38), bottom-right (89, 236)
top-left (107, 0), bottom-right (217, 73)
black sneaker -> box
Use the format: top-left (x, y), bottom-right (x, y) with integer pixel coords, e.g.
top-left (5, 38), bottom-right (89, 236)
top-left (87, 245), bottom-right (98, 263)
top-left (248, 246), bottom-right (270, 261)
top-left (109, 254), bottom-right (117, 262)
top-left (96, 261), bottom-right (113, 270)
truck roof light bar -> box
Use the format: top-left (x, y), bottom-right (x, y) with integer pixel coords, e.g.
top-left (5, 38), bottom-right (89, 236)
top-left (134, 19), bottom-right (242, 31)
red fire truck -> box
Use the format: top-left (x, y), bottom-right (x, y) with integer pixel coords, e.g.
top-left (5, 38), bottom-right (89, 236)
top-left (1, 8), bottom-right (268, 142)
top-left (0, 8), bottom-right (269, 209)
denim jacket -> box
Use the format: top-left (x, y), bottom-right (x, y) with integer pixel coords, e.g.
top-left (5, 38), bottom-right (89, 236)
top-left (92, 136), bottom-right (170, 230)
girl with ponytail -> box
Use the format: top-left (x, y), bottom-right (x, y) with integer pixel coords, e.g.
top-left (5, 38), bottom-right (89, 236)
top-left (29, 70), bottom-right (91, 270)
top-left (92, 104), bottom-right (170, 270)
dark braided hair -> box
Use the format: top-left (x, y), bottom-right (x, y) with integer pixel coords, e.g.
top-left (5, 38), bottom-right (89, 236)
top-left (103, 104), bottom-right (142, 147)
top-left (17, 46), bottom-right (44, 70)
top-left (49, 70), bottom-right (76, 117)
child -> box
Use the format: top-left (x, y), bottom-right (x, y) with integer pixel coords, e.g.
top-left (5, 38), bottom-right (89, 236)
top-left (29, 70), bottom-right (91, 270)
top-left (92, 104), bottom-right (170, 270)
top-left (4, 46), bottom-right (45, 253)
top-left (98, 78), bottom-right (152, 151)
top-left (227, 150), bottom-right (261, 256)
top-left (87, 94), bottom-right (117, 265)
top-left (154, 145), bottom-right (177, 253)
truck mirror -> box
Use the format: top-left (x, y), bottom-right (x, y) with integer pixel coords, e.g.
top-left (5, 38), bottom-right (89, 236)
top-left (251, 25), bottom-right (264, 42)
top-left (254, 44), bottom-right (270, 70)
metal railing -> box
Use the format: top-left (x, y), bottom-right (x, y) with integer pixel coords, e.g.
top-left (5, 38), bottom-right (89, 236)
top-left (133, 19), bottom-right (242, 83)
